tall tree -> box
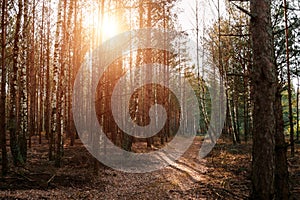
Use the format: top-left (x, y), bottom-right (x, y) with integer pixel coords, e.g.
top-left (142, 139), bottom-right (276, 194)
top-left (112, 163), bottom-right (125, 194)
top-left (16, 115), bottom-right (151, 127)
top-left (9, 0), bottom-right (25, 166)
top-left (50, 0), bottom-right (63, 161)
top-left (273, 1), bottom-right (290, 198)
top-left (250, 0), bottom-right (276, 198)
top-left (54, 0), bottom-right (68, 168)
top-left (250, 0), bottom-right (289, 199)
top-left (274, 77), bottom-right (290, 199)
top-left (283, 0), bottom-right (294, 157)
top-left (0, 0), bottom-right (8, 175)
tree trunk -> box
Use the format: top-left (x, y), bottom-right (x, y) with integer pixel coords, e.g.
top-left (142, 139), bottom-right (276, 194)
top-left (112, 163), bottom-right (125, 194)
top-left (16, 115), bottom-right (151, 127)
top-left (274, 84), bottom-right (290, 199)
top-left (55, 0), bottom-right (69, 168)
top-left (9, 0), bottom-right (24, 166)
top-left (283, 0), bottom-right (294, 157)
top-left (19, 0), bottom-right (29, 162)
top-left (38, 0), bottom-right (45, 145)
top-left (45, 0), bottom-right (51, 148)
top-left (145, 0), bottom-right (153, 149)
top-left (296, 66), bottom-right (299, 141)
top-left (69, 0), bottom-right (78, 146)
top-left (0, 0), bottom-right (8, 175)
top-left (250, 0), bottom-right (276, 199)
top-left (50, 0), bottom-right (63, 161)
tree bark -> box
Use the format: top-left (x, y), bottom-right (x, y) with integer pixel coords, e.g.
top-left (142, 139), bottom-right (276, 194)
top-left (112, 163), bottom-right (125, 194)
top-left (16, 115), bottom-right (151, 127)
top-left (283, 0), bottom-right (294, 157)
top-left (250, 0), bottom-right (276, 199)
top-left (50, 0), bottom-right (63, 161)
top-left (45, 0), bottom-right (51, 146)
top-left (0, 0), bottom-right (8, 175)
top-left (274, 84), bottom-right (290, 200)
top-left (9, 0), bottom-right (24, 166)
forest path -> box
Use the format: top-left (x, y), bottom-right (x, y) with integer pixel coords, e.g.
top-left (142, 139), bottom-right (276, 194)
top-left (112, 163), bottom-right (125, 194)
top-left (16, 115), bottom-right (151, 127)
top-left (0, 136), bottom-right (271, 199)
top-left (95, 136), bottom-right (251, 199)
top-left (97, 136), bottom-right (223, 199)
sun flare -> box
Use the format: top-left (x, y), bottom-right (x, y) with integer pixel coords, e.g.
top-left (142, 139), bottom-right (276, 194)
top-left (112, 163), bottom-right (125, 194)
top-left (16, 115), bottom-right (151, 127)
top-left (83, 11), bottom-right (119, 42)
top-left (102, 16), bottom-right (119, 40)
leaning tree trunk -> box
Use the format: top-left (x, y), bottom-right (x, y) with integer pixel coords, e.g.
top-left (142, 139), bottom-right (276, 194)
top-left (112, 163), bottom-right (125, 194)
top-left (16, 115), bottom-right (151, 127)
top-left (250, 0), bottom-right (276, 199)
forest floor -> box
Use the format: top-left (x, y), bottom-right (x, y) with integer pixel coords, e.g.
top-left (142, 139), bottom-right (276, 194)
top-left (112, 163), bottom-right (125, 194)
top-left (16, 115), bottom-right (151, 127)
top-left (0, 136), bottom-right (299, 200)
